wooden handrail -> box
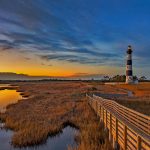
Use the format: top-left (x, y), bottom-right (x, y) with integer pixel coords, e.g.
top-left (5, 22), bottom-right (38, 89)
top-left (93, 95), bottom-right (150, 135)
top-left (86, 94), bottom-right (150, 150)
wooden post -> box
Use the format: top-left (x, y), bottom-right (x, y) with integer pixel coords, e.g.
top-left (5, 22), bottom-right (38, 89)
top-left (124, 125), bottom-right (127, 150)
top-left (102, 108), bottom-right (104, 121)
top-left (97, 101), bottom-right (99, 116)
top-left (106, 110), bottom-right (107, 128)
top-left (101, 106), bottom-right (103, 120)
top-left (95, 101), bottom-right (97, 112)
top-left (115, 118), bottom-right (118, 142)
top-left (149, 120), bottom-right (150, 135)
top-left (96, 100), bottom-right (98, 114)
top-left (137, 136), bottom-right (141, 150)
top-left (113, 137), bottom-right (116, 149)
top-left (99, 105), bottom-right (101, 118)
top-left (109, 113), bottom-right (112, 142)
top-left (114, 118), bottom-right (120, 150)
top-left (99, 105), bottom-right (101, 119)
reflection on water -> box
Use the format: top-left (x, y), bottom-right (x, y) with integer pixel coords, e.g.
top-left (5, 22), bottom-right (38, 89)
top-left (0, 89), bottom-right (23, 112)
top-left (0, 127), bottom-right (14, 150)
top-left (0, 126), bottom-right (78, 150)
top-left (0, 84), bottom-right (78, 150)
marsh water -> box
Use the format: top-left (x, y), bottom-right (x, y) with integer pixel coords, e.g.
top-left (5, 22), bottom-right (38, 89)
top-left (0, 126), bottom-right (78, 150)
top-left (0, 84), bottom-right (78, 150)
top-left (0, 89), bottom-right (23, 112)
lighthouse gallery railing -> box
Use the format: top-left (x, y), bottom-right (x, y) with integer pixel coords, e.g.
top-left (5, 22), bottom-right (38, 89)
top-left (86, 94), bottom-right (150, 150)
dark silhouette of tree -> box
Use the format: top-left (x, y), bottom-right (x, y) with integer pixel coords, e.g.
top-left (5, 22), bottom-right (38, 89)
top-left (139, 76), bottom-right (147, 81)
top-left (109, 75), bottom-right (126, 82)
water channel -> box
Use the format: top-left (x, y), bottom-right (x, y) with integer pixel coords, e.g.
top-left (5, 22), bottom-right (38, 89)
top-left (0, 84), bottom-right (78, 150)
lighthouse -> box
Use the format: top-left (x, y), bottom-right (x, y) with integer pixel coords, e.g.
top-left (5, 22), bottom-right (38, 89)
top-left (126, 45), bottom-right (133, 84)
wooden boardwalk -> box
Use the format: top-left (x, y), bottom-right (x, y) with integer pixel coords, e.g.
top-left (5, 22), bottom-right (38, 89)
top-left (86, 94), bottom-right (150, 150)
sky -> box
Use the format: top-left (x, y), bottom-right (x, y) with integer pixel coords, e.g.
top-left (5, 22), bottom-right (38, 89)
top-left (0, 0), bottom-right (150, 77)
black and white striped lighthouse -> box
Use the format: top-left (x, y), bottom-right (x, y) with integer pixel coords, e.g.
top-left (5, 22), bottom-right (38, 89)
top-left (126, 45), bottom-right (133, 84)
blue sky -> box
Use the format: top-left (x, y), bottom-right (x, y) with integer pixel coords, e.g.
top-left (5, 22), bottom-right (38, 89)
top-left (0, 0), bottom-right (150, 77)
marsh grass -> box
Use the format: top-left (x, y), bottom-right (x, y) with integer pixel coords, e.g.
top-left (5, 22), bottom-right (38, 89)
top-left (114, 83), bottom-right (150, 115)
top-left (0, 81), bottom-right (150, 150)
top-left (115, 83), bottom-right (150, 97)
top-left (0, 81), bottom-right (112, 149)
top-left (1, 81), bottom-right (149, 149)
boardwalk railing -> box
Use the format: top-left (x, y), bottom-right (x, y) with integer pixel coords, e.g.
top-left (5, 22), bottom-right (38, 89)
top-left (86, 94), bottom-right (150, 150)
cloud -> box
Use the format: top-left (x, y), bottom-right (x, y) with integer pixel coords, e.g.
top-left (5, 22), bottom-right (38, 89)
top-left (41, 63), bottom-right (52, 67)
top-left (70, 72), bottom-right (105, 77)
top-left (39, 51), bottom-right (122, 66)
top-left (0, 0), bottom-right (150, 69)
top-left (0, 40), bottom-right (17, 51)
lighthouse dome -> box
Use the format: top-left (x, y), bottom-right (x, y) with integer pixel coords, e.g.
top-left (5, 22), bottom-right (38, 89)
top-left (127, 45), bottom-right (132, 54)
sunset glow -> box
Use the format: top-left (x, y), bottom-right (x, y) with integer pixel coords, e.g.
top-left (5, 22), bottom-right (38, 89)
top-left (0, 0), bottom-right (150, 77)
